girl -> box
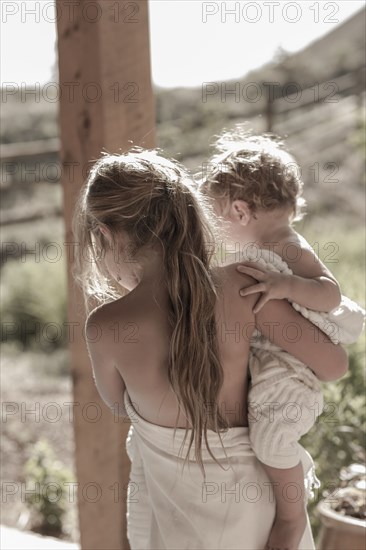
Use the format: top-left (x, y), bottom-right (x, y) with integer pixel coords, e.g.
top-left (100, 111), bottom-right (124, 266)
top-left (72, 148), bottom-right (348, 550)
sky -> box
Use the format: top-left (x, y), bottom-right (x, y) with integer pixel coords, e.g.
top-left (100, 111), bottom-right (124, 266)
top-left (0, 1), bottom-right (364, 88)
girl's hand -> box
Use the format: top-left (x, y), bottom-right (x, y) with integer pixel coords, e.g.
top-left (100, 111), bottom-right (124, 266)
top-left (237, 262), bottom-right (292, 313)
top-left (262, 513), bottom-right (307, 550)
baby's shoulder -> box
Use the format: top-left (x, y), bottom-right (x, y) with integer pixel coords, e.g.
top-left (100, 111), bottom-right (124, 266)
top-left (272, 230), bottom-right (314, 263)
top-left (274, 233), bottom-right (324, 276)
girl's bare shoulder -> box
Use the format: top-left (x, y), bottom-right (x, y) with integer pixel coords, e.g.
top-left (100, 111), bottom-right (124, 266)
top-left (214, 262), bottom-right (258, 286)
top-left (85, 294), bottom-right (156, 368)
top-left (85, 295), bottom-right (138, 341)
top-left (213, 263), bottom-right (258, 311)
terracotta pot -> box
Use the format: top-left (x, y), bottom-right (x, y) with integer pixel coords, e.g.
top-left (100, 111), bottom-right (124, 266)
top-left (317, 500), bottom-right (366, 550)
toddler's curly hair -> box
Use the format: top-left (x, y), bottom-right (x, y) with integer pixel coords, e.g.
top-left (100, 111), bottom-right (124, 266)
top-left (200, 126), bottom-right (306, 221)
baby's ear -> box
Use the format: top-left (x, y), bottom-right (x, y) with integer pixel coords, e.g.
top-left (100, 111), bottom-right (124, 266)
top-left (231, 200), bottom-right (252, 225)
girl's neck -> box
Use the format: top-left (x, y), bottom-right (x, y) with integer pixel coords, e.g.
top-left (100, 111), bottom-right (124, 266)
top-left (123, 246), bottom-right (166, 293)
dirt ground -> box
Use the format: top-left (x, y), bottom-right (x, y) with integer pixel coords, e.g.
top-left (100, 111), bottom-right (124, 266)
top-left (1, 345), bottom-right (79, 543)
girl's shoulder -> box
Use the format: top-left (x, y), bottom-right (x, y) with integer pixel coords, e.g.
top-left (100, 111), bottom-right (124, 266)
top-left (85, 294), bottom-right (135, 336)
top-left (213, 263), bottom-right (258, 311)
top-left (213, 262), bottom-right (252, 288)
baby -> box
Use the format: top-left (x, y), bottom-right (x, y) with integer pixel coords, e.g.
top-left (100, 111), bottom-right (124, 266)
top-left (199, 127), bottom-right (365, 549)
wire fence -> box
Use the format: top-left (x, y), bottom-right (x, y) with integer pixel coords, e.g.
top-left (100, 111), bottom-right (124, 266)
top-left (1, 66), bottom-right (365, 225)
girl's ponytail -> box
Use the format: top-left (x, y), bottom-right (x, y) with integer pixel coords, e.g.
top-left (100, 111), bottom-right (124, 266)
top-left (72, 148), bottom-right (230, 479)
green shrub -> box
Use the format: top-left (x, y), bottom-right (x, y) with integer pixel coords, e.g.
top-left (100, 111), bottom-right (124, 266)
top-left (23, 439), bottom-right (75, 537)
top-left (301, 343), bottom-right (366, 539)
top-left (297, 226), bottom-right (366, 539)
top-left (1, 255), bottom-right (67, 350)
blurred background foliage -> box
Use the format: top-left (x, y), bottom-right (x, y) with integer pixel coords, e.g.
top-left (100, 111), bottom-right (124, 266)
top-left (1, 254), bottom-right (67, 350)
top-left (23, 439), bottom-right (75, 537)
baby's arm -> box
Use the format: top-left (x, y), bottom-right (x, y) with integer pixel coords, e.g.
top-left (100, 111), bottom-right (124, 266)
top-left (238, 236), bottom-right (341, 313)
top-left (280, 234), bottom-right (341, 312)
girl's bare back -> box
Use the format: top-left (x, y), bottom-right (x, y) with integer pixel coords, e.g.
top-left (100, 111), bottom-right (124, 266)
top-left (91, 263), bottom-right (256, 430)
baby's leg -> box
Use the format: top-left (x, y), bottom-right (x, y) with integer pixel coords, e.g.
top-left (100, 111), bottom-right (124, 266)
top-left (262, 461), bottom-right (307, 520)
top-left (261, 461), bottom-right (307, 550)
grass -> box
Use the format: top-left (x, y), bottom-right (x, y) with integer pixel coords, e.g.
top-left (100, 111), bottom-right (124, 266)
top-left (299, 223), bottom-right (365, 306)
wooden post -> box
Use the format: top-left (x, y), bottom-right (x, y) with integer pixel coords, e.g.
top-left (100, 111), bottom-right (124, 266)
top-left (56, 1), bottom-right (155, 548)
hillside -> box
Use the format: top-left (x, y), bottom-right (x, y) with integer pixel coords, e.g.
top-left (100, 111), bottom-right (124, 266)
top-left (1, 7), bottom-right (365, 228)
top-left (156, 7), bottom-right (365, 154)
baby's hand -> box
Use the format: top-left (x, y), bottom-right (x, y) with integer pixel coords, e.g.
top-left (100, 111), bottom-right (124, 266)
top-left (237, 262), bottom-right (292, 313)
top-left (262, 513), bottom-right (307, 550)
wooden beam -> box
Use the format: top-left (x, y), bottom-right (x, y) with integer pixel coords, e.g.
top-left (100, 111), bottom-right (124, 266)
top-left (56, 2), bottom-right (155, 548)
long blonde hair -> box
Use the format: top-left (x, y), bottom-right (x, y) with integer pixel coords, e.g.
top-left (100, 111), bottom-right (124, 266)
top-left (72, 148), bottom-right (229, 478)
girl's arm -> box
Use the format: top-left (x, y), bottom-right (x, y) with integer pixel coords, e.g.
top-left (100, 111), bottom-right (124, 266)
top-left (254, 296), bottom-right (348, 382)
top-left (85, 308), bottom-right (128, 417)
